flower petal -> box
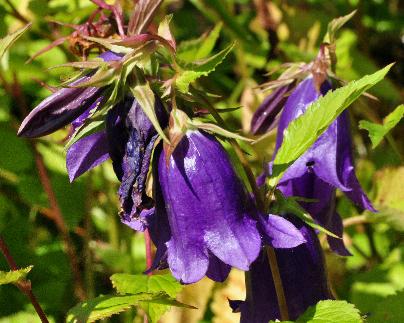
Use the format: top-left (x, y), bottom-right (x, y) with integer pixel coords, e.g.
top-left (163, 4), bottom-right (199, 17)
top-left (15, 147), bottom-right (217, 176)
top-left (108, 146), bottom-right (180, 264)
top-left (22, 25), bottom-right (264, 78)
top-left (259, 214), bottom-right (306, 248)
top-left (66, 131), bottom-right (109, 182)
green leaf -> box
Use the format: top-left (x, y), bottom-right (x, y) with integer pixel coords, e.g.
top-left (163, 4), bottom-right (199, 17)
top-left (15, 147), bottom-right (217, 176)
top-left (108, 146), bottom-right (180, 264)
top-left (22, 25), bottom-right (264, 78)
top-left (295, 300), bottom-right (362, 323)
top-left (111, 274), bottom-right (184, 323)
top-left (175, 43), bottom-right (234, 93)
top-left (190, 120), bottom-right (253, 142)
top-left (0, 265), bottom-right (33, 286)
top-left (368, 290), bottom-right (404, 322)
top-left (130, 80), bottom-right (169, 143)
top-left (270, 300), bottom-right (363, 322)
top-left (272, 191), bottom-right (339, 238)
top-left (66, 293), bottom-right (156, 323)
top-left (324, 11), bottom-right (356, 44)
top-left (269, 64), bottom-right (393, 187)
top-left (177, 22), bottom-right (222, 62)
top-left (359, 104), bottom-right (404, 148)
top-left (0, 23), bottom-right (31, 60)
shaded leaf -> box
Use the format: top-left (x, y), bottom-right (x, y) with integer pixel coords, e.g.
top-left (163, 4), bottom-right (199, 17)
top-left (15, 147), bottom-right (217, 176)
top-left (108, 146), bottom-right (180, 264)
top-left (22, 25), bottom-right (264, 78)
top-left (269, 64), bottom-right (393, 187)
top-left (324, 10), bottom-right (357, 44)
top-left (368, 290), bottom-right (404, 323)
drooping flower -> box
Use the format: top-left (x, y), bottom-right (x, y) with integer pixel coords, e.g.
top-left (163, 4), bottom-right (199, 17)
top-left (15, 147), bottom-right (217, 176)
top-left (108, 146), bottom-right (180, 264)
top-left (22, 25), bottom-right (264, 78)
top-left (268, 77), bottom-right (376, 255)
top-left (232, 219), bottom-right (333, 322)
top-left (134, 130), bottom-right (305, 284)
top-left (250, 83), bottom-right (294, 135)
top-left (17, 51), bottom-right (122, 138)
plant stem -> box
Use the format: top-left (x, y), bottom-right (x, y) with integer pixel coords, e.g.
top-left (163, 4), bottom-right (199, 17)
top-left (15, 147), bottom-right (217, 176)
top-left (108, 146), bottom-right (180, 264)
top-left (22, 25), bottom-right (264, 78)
top-left (195, 90), bottom-right (289, 320)
top-left (144, 229), bottom-right (153, 274)
top-left (266, 247), bottom-right (289, 320)
top-left (0, 236), bottom-right (49, 323)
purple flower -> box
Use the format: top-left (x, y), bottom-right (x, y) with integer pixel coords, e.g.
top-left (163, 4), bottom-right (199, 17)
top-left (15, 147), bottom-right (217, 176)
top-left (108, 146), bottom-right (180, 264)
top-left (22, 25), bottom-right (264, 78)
top-left (232, 220), bottom-right (333, 322)
top-left (271, 77), bottom-right (376, 255)
top-left (250, 83), bottom-right (294, 135)
top-left (17, 51), bottom-right (122, 138)
top-left (139, 130), bottom-right (305, 284)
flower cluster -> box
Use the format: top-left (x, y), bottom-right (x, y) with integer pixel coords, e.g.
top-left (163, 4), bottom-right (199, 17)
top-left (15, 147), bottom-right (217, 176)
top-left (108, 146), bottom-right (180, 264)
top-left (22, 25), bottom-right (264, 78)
top-left (17, 5), bottom-right (378, 321)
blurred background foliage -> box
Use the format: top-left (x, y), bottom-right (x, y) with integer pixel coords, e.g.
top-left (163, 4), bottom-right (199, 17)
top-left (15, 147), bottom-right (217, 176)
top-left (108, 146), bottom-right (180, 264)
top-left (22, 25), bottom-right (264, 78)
top-left (0, 0), bottom-right (403, 322)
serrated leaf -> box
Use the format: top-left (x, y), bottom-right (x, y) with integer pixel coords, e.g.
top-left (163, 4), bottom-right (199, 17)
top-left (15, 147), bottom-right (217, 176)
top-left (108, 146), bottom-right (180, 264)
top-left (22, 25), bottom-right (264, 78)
top-left (0, 23), bottom-right (31, 60)
top-left (111, 274), bottom-right (184, 323)
top-left (66, 293), bottom-right (159, 323)
top-left (269, 64), bottom-right (393, 187)
top-left (177, 22), bottom-right (222, 62)
top-left (295, 300), bottom-right (362, 323)
top-left (0, 265), bottom-right (33, 285)
top-left (359, 104), bottom-right (404, 148)
top-left (175, 43), bottom-right (234, 93)
top-left (130, 81), bottom-right (169, 143)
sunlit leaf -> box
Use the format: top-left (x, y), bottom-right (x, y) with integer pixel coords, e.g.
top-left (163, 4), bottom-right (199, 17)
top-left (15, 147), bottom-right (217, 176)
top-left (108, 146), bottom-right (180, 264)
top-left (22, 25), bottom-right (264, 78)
top-left (177, 22), bottom-right (222, 62)
top-left (0, 266), bottom-right (33, 286)
top-left (176, 43), bottom-right (234, 93)
top-left (0, 23), bottom-right (31, 60)
top-left (359, 104), bottom-right (404, 148)
top-left (269, 64), bottom-right (393, 187)
top-left (111, 273), bottom-right (184, 323)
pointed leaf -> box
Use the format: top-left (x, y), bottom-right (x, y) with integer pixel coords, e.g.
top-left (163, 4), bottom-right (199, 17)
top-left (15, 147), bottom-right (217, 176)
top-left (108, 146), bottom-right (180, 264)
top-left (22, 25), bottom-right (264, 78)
top-left (130, 82), bottom-right (169, 143)
top-left (0, 266), bottom-right (33, 286)
top-left (191, 120), bottom-right (253, 142)
top-left (177, 23), bottom-right (222, 62)
top-left (324, 11), bottom-right (357, 44)
top-left (269, 64), bottom-right (393, 187)
top-left (359, 104), bottom-right (404, 148)
top-left (175, 43), bottom-right (234, 93)
top-left (0, 23), bottom-right (31, 60)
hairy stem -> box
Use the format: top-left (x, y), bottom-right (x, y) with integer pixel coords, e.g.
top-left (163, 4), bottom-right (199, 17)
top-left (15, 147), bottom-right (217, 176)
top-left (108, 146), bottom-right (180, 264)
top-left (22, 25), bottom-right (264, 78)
top-left (0, 236), bottom-right (49, 323)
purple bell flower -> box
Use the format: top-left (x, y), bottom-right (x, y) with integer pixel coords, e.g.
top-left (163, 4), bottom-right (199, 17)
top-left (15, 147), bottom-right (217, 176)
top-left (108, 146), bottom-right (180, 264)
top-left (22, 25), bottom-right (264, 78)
top-left (250, 83), bottom-right (294, 135)
top-left (17, 51), bottom-right (122, 138)
top-left (233, 219), bottom-right (333, 322)
top-left (140, 130), bottom-right (305, 284)
top-left (271, 77), bottom-right (376, 255)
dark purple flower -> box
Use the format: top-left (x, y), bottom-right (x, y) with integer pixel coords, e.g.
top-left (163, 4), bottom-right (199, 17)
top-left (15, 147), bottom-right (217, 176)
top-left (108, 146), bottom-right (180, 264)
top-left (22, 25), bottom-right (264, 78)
top-left (233, 219), bottom-right (333, 322)
top-left (250, 83), bottom-right (294, 135)
top-left (17, 51), bottom-right (122, 138)
top-left (140, 130), bottom-right (305, 284)
top-left (271, 77), bottom-right (376, 255)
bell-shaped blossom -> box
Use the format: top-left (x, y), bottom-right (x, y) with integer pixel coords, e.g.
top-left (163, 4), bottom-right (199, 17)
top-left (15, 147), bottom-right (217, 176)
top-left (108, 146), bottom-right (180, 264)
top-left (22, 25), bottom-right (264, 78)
top-left (140, 130), bottom-right (305, 284)
top-left (232, 219), bottom-right (333, 322)
top-left (271, 77), bottom-right (376, 255)
top-left (250, 83), bottom-right (294, 135)
top-left (17, 51), bottom-right (122, 138)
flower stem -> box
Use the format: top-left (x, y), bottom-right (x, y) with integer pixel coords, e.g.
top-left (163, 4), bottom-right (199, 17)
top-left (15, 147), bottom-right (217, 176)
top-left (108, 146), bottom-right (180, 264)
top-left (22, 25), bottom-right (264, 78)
top-left (196, 90), bottom-right (289, 320)
top-left (266, 246), bottom-right (289, 320)
top-left (0, 236), bottom-right (49, 323)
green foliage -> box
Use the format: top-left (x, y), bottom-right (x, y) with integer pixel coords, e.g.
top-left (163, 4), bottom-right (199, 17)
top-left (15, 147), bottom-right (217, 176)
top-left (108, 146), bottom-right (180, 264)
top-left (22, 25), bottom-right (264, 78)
top-left (296, 300), bottom-right (362, 323)
top-left (0, 266), bottom-right (32, 286)
top-left (359, 104), bottom-right (404, 148)
top-left (368, 290), bottom-right (404, 322)
top-left (111, 273), bottom-right (184, 323)
top-left (0, 23), bottom-right (30, 60)
top-left (175, 43), bottom-right (234, 93)
top-left (269, 64), bottom-right (393, 187)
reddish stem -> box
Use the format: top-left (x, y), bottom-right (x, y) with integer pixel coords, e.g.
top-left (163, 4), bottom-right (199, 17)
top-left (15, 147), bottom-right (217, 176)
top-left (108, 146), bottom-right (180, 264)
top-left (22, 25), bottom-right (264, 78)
top-left (0, 236), bottom-right (49, 323)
